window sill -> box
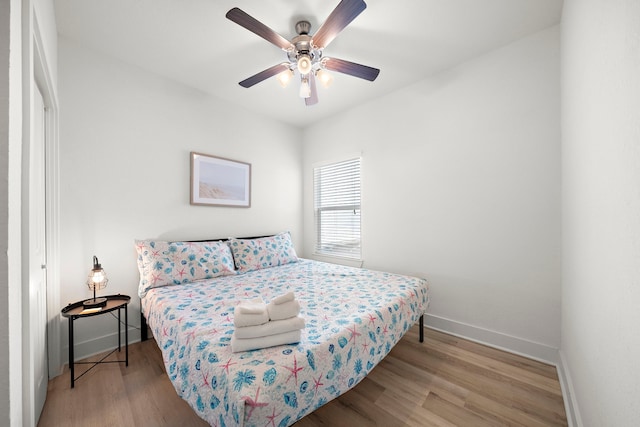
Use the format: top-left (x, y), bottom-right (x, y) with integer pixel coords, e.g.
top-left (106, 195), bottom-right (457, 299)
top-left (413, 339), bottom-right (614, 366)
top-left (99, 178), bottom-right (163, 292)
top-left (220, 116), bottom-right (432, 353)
top-left (311, 253), bottom-right (364, 268)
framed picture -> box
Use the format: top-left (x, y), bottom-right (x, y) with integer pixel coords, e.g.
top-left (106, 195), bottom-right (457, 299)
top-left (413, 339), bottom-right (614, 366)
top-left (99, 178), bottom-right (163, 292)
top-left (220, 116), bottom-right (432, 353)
top-left (190, 152), bottom-right (251, 207)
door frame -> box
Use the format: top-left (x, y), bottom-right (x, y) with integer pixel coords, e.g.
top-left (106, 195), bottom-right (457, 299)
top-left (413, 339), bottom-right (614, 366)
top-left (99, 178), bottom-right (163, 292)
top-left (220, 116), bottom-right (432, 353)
top-left (21, 7), bottom-right (60, 426)
top-left (33, 13), bottom-right (61, 381)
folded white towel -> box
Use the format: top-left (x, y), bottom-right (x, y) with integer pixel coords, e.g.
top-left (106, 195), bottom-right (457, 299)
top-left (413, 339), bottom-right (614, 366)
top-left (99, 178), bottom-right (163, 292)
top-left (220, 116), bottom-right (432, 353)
top-left (267, 299), bottom-right (300, 321)
top-left (234, 316), bottom-right (305, 339)
top-left (236, 297), bottom-right (267, 315)
top-left (271, 291), bottom-right (295, 305)
top-left (233, 309), bottom-right (269, 328)
top-left (231, 329), bottom-right (301, 353)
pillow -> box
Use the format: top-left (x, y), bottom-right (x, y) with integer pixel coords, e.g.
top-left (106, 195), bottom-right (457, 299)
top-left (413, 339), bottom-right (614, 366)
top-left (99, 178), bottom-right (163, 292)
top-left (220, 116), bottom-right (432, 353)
top-left (135, 239), bottom-right (236, 297)
top-left (228, 232), bottom-right (299, 273)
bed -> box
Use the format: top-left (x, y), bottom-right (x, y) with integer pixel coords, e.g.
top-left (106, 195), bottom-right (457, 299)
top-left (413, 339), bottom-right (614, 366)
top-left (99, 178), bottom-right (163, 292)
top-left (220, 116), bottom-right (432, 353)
top-left (136, 233), bottom-right (429, 427)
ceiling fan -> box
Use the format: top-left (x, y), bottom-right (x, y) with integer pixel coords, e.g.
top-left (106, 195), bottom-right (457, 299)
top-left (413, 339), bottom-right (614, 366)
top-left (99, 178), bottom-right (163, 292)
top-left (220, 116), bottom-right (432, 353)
top-left (225, 0), bottom-right (380, 106)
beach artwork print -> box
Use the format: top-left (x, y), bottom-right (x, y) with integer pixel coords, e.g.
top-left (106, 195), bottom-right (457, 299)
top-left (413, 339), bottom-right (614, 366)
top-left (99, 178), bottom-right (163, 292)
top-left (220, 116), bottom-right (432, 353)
top-left (190, 152), bottom-right (251, 207)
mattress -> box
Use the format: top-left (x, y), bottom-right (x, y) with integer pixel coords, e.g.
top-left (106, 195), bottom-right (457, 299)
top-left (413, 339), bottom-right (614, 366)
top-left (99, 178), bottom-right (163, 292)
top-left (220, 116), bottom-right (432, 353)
top-left (141, 258), bottom-right (429, 426)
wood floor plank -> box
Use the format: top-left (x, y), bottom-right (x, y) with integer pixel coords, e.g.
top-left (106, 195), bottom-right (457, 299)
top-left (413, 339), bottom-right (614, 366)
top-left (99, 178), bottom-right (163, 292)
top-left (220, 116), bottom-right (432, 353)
top-left (422, 392), bottom-right (496, 427)
top-left (464, 391), bottom-right (558, 427)
top-left (426, 328), bottom-right (559, 380)
top-left (421, 335), bottom-right (562, 396)
top-left (366, 363), bottom-right (430, 406)
top-left (376, 354), bottom-right (469, 407)
top-left (389, 338), bottom-right (566, 425)
top-left (38, 325), bottom-right (568, 427)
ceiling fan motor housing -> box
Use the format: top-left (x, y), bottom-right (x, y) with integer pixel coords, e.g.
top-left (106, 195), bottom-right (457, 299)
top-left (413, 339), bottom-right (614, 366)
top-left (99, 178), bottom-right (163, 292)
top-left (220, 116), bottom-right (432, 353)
top-left (295, 20), bottom-right (311, 35)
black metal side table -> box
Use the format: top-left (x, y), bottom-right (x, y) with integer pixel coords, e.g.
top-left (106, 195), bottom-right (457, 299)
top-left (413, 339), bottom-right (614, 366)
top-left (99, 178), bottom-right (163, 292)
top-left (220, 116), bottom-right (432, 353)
top-left (61, 294), bottom-right (130, 388)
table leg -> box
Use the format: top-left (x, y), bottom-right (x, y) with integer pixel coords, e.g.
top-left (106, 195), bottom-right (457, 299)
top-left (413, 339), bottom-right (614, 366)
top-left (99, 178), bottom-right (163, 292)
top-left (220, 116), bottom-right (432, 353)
top-left (69, 316), bottom-right (74, 388)
top-left (125, 304), bottom-right (129, 366)
top-left (118, 307), bottom-right (122, 352)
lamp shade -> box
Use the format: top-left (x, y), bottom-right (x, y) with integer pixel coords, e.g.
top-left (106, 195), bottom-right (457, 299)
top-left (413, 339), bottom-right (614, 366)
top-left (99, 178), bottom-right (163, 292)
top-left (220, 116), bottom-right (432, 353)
top-left (83, 256), bottom-right (108, 308)
top-left (277, 68), bottom-right (294, 88)
top-left (316, 69), bottom-right (334, 88)
top-left (299, 78), bottom-right (311, 98)
top-left (297, 54), bottom-right (312, 75)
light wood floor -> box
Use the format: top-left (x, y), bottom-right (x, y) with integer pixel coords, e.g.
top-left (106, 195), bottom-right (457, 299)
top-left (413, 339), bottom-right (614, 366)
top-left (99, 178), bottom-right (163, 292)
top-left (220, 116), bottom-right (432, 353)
top-left (38, 326), bottom-right (567, 427)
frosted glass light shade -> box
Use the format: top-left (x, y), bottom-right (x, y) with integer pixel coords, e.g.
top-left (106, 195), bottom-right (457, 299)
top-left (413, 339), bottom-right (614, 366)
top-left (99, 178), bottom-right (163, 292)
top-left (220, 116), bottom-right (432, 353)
top-left (316, 69), bottom-right (333, 88)
top-left (277, 69), bottom-right (294, 88)
top-left (297, 54), bottom-right (312, 75)
top-left (299, 78), bottom-right (311, 98)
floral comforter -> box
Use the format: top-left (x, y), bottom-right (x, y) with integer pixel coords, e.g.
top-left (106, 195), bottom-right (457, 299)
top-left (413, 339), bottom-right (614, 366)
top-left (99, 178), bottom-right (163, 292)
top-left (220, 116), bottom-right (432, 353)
top-left (141, 259), bottom-right (429, 427)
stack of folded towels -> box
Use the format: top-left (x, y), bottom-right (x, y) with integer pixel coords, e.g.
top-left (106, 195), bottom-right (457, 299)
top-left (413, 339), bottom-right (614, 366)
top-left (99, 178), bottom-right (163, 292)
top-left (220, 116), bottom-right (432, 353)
top-left (231, 291), bottom-right (304, 353)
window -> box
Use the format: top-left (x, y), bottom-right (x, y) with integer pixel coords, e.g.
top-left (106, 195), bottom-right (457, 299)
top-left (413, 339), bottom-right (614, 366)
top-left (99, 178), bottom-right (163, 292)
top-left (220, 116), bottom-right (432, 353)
top-left (313, 157), bottom-right (361, 259)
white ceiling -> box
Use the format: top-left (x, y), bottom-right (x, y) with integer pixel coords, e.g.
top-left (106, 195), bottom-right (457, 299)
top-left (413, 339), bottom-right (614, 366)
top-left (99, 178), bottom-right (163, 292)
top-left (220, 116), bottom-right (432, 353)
top-left (53, 0), bottom-right (563, 128)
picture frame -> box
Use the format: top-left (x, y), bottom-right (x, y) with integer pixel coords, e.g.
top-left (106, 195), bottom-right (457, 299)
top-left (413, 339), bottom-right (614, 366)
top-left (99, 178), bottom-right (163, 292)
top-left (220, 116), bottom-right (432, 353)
top-left (190, 152), bottom-right (251, 207)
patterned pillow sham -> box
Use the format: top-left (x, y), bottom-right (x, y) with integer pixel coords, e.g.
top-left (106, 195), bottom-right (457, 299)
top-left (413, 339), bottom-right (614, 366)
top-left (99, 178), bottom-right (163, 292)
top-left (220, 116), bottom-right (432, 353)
top-left (136, 239), bottom-right (236, 297)
top-left (228, 232), bottom-right (299, 273)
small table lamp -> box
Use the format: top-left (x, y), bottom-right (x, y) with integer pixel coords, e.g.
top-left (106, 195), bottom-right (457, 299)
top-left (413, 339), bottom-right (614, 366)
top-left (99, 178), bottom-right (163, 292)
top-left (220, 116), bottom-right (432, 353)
top-left (83, 255), bottom-right (109, 308)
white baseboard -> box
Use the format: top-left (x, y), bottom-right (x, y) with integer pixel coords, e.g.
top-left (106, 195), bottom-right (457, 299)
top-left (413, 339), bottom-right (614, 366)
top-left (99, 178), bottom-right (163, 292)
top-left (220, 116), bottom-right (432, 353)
top-left (423, 314), bottom-right (581, 426)
top-left (425, 313), bottom-right (559, 364)
top-left (556, 350), bottom-right (583, 427)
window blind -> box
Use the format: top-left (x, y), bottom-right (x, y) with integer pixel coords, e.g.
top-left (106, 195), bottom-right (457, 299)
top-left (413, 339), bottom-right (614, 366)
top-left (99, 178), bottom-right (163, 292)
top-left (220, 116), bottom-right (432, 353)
top-left (313, 158), bottom-right (361, 259)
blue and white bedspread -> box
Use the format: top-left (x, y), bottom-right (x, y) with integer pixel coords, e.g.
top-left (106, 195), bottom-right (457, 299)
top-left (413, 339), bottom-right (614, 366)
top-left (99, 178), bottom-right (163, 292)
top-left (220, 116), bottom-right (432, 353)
top-left (141, 259), bottom-right (429, 427)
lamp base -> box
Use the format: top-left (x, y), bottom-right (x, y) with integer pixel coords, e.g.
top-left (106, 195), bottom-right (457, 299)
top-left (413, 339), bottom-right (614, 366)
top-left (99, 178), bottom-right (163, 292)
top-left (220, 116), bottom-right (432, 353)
top-left (83, 297), bottom-right (107, 308)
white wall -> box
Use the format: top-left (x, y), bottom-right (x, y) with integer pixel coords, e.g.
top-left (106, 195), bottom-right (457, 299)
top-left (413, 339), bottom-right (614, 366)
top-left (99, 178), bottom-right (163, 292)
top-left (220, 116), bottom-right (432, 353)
top-left (561, 0), bottom-right (640, 425)
top-left (58, 38), bottom-right (303, 361)
top-left (303, 26), bottom-right (561, 360)
top-left (32, 0), bottom-right (58, 91)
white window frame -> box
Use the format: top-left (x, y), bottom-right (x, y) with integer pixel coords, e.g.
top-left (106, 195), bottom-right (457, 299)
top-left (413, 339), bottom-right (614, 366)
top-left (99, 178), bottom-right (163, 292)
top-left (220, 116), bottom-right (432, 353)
top-left (313, 157), bottom-right (362, 260)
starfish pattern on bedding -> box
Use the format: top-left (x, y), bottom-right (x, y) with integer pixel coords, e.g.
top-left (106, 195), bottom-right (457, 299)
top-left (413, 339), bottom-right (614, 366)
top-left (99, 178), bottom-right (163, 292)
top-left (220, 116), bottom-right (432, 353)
top-left (284, 356), bottom-right (304, 386)
top-left (221, 358), bottom-right (237, 375)
top-left (201, 371), bottom-right (210, 387)
top-left (347, 324), bottom-right (361, 345)
top-left (367, 313), bottom-right (377, 326)
top-left (266, 406), bottom-right (281, 427)
top-left (313, 373), bottom-right (324, 396)
top-left (242, 387), bottom-right (268, 420)
top-left (185, 330), bottom-right (196, 344)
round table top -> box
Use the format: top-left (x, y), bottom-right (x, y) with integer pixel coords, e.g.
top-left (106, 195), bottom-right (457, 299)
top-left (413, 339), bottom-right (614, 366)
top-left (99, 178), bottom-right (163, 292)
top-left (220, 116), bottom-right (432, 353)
top-left (61, 294), bottom-right (131, 318)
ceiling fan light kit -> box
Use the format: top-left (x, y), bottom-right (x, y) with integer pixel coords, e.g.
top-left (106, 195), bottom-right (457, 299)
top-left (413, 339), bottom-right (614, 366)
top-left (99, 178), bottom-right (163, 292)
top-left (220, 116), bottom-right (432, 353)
top-left (226, 0), bottom-right (380, 106)
top-left (316, 69), bottom-right (334, 88)
top-left (299, 76), bottom-right (312, 98)
top-left (277, 68), bottom-right (294, 88)
top-left (296, 54), bottom-right (313, 75)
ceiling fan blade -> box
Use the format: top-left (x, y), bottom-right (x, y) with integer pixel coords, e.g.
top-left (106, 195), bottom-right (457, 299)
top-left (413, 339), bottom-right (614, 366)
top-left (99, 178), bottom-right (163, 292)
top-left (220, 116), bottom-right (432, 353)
top-left (323, 57), bottom-right (380, 81)
top-left (226, 8), bottom-right (293, 51)
top-left (305, 74), bottom-right (319, 106)
top-left (239, 63), bottom-right (290, 88)
top-left (312, 0), bottom-right (367, 49)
